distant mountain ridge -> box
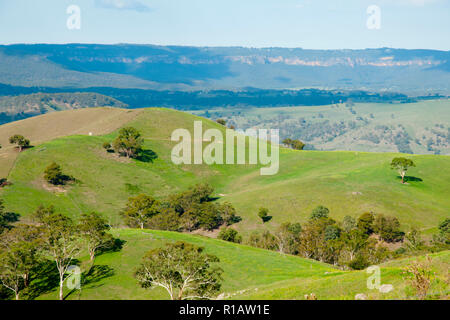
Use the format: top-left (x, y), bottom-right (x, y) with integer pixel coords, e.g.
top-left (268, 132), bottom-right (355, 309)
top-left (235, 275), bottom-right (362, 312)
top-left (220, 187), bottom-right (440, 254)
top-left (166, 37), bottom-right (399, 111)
top-left (1, 44), bottom-right (449, 94)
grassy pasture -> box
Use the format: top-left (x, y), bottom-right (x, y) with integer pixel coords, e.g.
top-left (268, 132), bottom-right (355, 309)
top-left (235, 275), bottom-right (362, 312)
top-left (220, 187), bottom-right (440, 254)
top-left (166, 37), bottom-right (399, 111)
top-left (0, 107), bottom-right (448, 234)
top-left (34, 229), bottom-right (449, 300)
top-left (0, 107), bottom-right (448, 300)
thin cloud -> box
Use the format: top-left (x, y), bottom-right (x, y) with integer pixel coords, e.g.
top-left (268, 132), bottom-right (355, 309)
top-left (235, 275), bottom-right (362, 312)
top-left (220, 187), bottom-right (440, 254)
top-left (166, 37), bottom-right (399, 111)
top-left (95, 0), bottom-right (152, 12)
top-left (385, 0), bottom-right (441, 6)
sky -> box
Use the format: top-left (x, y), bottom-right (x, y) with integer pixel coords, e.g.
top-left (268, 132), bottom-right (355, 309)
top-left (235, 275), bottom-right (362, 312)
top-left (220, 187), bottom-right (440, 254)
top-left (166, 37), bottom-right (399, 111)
top-left (0, 0), bottom-right (449, 50)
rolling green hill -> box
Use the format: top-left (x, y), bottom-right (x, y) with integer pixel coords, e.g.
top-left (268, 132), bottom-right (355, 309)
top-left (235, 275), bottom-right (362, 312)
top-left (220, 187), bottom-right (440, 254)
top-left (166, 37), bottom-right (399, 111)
top-left (0, 107), bottom-right (449, 300)
top-left (0, 107), bottom-right (449, 235)
top-left (35, 229), bottom-right (449, 300)
top-left (0, 108), bottom-right (142, 177)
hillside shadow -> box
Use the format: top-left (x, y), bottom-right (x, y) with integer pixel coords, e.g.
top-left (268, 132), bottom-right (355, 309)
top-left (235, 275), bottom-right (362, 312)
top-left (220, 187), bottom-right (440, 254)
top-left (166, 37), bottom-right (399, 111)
top-left (136, 149), bottom-right (158, 163)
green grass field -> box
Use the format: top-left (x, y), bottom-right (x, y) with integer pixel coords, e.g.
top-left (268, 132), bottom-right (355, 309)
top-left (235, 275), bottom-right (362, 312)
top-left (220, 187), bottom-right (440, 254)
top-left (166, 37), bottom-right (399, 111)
top-left (0, 107), bottom-right (449, 300)
top-left (35, 229), bottom-right (449, 300)
top-left (1, 108), bottom-right (448, 234)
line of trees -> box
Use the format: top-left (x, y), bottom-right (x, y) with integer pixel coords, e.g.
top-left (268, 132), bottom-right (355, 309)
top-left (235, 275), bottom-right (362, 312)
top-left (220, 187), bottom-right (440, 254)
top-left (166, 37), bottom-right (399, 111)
top-left (223, 206), bottom-right (449, 270)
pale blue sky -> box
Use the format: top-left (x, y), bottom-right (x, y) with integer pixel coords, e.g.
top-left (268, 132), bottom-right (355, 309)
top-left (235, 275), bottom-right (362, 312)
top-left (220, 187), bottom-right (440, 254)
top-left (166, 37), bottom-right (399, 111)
top-left (0, 0), bottom-right (449, 49)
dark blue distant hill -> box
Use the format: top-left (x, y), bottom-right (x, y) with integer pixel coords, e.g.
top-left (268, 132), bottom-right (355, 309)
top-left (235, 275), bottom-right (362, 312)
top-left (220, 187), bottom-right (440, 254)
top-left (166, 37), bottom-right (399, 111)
top-left (1, 44), bottom-right (449, 94)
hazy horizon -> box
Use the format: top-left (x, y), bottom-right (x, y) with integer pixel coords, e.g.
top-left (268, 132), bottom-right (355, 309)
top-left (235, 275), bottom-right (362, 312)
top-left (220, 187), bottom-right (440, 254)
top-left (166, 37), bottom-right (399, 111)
top-left (1, 43), bottom-right (449, 52)
top-left (1, 0), bottom-right (449, 50)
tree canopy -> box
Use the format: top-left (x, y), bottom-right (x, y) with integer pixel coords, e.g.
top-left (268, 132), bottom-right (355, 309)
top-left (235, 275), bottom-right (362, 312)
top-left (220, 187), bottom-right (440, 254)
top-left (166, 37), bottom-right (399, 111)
top-left (9, 135), bottom-right (30, 152)
top-left (122, 194), bottom-right (160, 229)
top-left (44, 162), bottom-right (71, 185)
top-left (391, 157), bottom-right (416, 184)
top-left (112, 127), bottom-right (144, 158)
top-left (78, 212), bottom-right (113, 262)
top-left (135, 242), bottom-right (222, 300)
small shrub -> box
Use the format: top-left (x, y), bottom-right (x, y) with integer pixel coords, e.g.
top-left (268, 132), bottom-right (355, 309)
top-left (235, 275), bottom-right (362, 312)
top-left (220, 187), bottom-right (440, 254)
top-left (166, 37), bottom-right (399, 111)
top-left (348, 255), bottom-right (369, 270)
top-left (102, 142), bottom-right (112, 150)
top-left (44, 162), bottom-right (72, 185)
top-left (216, 119), bottom-right (226, 126)
top-left (403, 256), bottom-right (434, 300)
top-left (258, 207), bottom-right (271, 223)
top-left (218, 227), bottom-right (242, 243)
top-left (310, 205), bottom-right (329, 220)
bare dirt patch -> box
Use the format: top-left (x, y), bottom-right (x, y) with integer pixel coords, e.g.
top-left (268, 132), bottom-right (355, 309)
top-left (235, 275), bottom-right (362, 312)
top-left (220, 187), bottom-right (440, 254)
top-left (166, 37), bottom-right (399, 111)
top-left (95, 148), bottom-right (132, 164)
top-left (31, 178), bottom-right (71, 194)
top-left (189, 228), bottom-right (221, 238)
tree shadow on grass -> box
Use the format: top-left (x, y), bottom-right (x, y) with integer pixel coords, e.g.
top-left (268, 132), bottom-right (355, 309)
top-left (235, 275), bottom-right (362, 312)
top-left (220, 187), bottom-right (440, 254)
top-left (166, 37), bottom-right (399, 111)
top-left (397, 176), bottom-right (423, 182)
top-left (136, 149), bottom-right (158, 163)
top-left (64, 264), bottom-right (115, 300)
top-left (262, 216), bottom-right (273, 223)
top-left (1, 212), bottom-right (20, 224)
top-left (26, 260), bottom-right (60, 300)
top-left (99, 238), bottom-right (127, 255)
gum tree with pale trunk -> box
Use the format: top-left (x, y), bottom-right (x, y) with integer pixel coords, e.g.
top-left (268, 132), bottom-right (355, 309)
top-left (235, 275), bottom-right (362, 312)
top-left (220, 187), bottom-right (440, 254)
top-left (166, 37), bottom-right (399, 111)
top-left (135, 242), bottom-right (222, 300)
top-left (39, 212), bottom-right (80, 300)
top-left (391, 157), bottom-right (416, 184)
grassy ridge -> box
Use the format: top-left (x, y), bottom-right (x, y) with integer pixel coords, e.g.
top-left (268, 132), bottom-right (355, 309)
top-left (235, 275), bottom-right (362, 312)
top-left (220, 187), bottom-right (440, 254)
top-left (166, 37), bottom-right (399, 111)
top-left (0, 108), bottom-right (142, 177)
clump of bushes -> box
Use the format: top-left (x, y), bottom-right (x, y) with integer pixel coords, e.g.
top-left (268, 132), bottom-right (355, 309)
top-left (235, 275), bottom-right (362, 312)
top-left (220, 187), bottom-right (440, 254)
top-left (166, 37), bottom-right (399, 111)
top-left (215, 119), bottom-right (226, 126)
top-left (121, 183), bottom-right (241, 232)
top-left (247, 230), bottom-right (278, 251)
top-left (282, 138), bottom-right (305, 150)
top-left (218, 227), bottom-right (242, 243)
